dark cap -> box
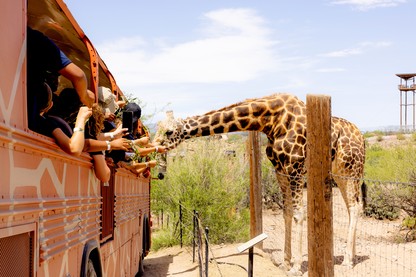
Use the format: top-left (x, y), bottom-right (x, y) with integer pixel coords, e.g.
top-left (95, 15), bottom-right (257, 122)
top-left (125, 102), bottom-right (142, 124)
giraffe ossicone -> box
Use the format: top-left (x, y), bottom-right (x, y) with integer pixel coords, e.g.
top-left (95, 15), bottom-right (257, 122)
top-left (153, 93), bottom-right (365, 275)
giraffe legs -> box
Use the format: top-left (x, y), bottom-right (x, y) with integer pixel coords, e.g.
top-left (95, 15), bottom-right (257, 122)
top-left (335, 176), bottom-right (360, 268)
top-left (280, 203), bottom-right (304, 276)
top-left (288, 206), bottom-right (304, 276)
top-left (281, 204), bottom-right (293, 271)
top-left (343, 204), bottom-right (359, 267)
top-left (278, 179), bottom-right (304, 276)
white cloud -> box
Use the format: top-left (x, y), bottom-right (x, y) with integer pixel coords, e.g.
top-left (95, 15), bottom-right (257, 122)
top-left (321, 48), bottom-right (362, 57)
top-left (316, 68), bottom-right (346, 73)
top-left (320, 40), bottom-right (391, 57)
top-left (330, 0), bottom-right (406, 11)
top-left (97, 8), bottom-right (278, 86)
top-left (359, 41), bottom-right (392, 47)
top-left (202, 8), bottom-right (270, 37)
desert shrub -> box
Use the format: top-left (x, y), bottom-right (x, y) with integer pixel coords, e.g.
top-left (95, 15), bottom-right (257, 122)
top-left (396, 133), bottom-right (405, 140)
top-left (364, 183), bottom-right (401, 220)
top-left (261, 153), bottom-right (283, 210)
top-left (364, 144), bottom-right (416, 222)
top-left (363, 130), bottom-right (385, 139)
top-left (365, 144), bottom-right (416, 182)
top-left (150, 223), bottom-right (177, 251)
top-left (151, 137), bottom-right (250, 249)
top-left (402, 217), bottom-right (416, 242)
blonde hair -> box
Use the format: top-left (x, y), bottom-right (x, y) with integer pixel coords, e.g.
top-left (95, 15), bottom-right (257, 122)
top-left (86, 104), bottom-right (105, 137)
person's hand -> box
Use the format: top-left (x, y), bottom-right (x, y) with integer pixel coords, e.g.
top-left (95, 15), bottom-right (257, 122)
top-left (80, 92), bottom-right (94, 108)
top-left (134, 137), bottom-right (150, 146)
top-left (148, 160), bottom-right (157, 167)
top-left (112, 124), bottom-right (128, 139)
top-left (155, 146), bottom-right (167, 153)
top-left (116, 100), bottom-right (126, 108)
top-left (105, 157), bottom-right (115, 167)
top-left (110, 138), bottom-right (130, 151)
top-left (105, 113), bottom-right (116, 121)
top-left (77, 106), bottom-right (92, 123)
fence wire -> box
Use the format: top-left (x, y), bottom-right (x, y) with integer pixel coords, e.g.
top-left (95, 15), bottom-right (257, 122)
top-left (152, 172), bottom-right (416, 276)
top-left (263, 175), bottom-right (416, 277)
top-left (153, 203), bottom-right (243, 277)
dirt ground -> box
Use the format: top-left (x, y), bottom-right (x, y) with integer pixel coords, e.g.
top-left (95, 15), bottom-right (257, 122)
top-left (142, 242), bottom-right (286, 277)
top-left (141, 135), bottom-right (416, 277)
top-left (143, 190), bottom-right (416, 277)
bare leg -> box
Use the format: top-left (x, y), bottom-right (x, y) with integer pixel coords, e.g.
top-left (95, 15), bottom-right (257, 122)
top-left (288, 206), bottom-right (304, 276)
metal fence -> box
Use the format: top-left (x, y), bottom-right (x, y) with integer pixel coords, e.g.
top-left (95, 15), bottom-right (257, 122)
top-left (263, 177), bottom-right (416, 277)
top-left (152, 175), bottom-right (416, 276)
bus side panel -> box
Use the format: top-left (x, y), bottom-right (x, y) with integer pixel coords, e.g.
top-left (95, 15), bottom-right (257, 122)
top-left (38, 245), bottom-right (81, 277)
top-left (36, 157), bottom-right (101, 277)
top-left (0, 0), bottom-right (27, 130)
top-left (101, 169), bottom-right (150, 277)
top-left (0, 139), bottom-right (102, 276)
top-left (0, 131), bottom-right (102, 277)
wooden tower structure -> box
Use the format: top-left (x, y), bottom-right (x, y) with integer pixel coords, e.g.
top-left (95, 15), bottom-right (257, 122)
top-left (396, 73), bottom-right (416, 131)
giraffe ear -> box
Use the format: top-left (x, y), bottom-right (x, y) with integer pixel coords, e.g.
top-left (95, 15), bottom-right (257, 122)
top-left (166, 110), bottom-right (175, 120)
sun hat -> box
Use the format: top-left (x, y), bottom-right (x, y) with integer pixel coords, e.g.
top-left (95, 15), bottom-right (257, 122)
top-left (98, 86), bottom-right (119, 114)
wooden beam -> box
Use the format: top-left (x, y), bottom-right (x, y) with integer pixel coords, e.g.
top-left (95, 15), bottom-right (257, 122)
top-left (306, 94), bottom-right (334, 277)
top-left (248, 131), bottom-right (263, 248)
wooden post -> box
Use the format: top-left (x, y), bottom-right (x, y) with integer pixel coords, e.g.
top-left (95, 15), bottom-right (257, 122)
top-left (306, 95), bottom-right (334, 277)
top-left (248, 131), bottom-right (263, 248)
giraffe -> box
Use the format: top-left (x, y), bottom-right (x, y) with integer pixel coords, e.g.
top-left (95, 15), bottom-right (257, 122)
top-left (153, 93), bottom-right (365, 275)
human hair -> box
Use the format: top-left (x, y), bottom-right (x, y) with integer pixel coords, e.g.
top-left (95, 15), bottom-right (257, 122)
top-left (86, 104), bottom-right (105, 138)
top-left (50, 88), bottom-right (82, 122)
top-left (37, 82), bottom-right (53, 114)
top-left (47, 87), bottom-right (104, 138)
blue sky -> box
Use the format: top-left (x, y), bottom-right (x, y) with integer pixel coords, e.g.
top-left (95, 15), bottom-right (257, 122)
top-left (65, 0), bottom-right (415, 130)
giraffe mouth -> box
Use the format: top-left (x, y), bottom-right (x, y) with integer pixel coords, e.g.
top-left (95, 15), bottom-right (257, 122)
top-left (153, 139), bottom-right (173, 151)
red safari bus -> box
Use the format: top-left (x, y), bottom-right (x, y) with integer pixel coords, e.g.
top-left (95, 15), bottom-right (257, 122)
top-left (0, 1), bottom-right (151, 276)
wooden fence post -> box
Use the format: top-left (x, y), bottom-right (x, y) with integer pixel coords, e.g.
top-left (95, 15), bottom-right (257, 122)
top-left (248, 131), bottom-right (263, 248)
top-left (306, 94), bottom-right (334, 277)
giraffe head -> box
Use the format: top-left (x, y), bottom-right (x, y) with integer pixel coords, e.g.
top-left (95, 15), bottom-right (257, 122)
top-left (153, 111), bottom-right (185, 150)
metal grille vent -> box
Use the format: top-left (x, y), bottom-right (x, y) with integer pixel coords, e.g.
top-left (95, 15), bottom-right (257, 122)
top-left (0, 232), bottom-right (33, 277)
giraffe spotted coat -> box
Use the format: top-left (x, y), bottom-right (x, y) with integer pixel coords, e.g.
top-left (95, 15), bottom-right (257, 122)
top-left (153, 93), bottom-right (365, 275)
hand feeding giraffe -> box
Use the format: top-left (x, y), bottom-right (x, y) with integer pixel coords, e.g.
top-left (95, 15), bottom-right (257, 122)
top-left (153, 93), bottom-right (365, 275)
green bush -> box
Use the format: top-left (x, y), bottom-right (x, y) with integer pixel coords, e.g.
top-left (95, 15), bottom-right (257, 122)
top-left (396, 133), bottom-right (406, 140)
top-left (151, 137), bottom-right (250, 249)
top-left (150, 223), bottom-right (178, 251)
top-left (363, 183), bottom-right (400, 220)
top-left (363, 130), bottom-right (385, 139)
top-left (261, 150), bottom-right (283, 210)
top-left (364, 144), bottom-right (416, 223)
top-left (402, 217), bottom-right (416, 242)
top-left (365, 144), bottom-right (416, 182)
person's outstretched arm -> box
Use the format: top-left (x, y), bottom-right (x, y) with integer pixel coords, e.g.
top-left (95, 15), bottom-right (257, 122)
top-left (91, 154), bottom-right (111, 182)
top-left (83, 138), bottom-right (130, 153)
top-left (52, 106), bottom-right (91, 156)
top-left (59, 63), bottom-right (93, 107)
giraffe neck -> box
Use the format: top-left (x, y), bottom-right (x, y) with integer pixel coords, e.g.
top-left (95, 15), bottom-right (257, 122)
top-left (180, 94), bottom-right (305, 141)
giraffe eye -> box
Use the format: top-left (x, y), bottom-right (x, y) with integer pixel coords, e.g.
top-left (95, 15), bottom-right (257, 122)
top-left (165, 130), bottom-right (173, 136)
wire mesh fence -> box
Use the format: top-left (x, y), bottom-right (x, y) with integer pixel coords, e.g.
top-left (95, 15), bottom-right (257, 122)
top-left (152, 175), bottom-right (416, 276)
top-left (152, 204), bottom-right (262, 277)
top-left (263, 177), bottom-right (416, 277)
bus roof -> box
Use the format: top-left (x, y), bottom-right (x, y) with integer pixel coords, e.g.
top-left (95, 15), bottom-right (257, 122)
top-left (27, 0), bottom-right (122, 97)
